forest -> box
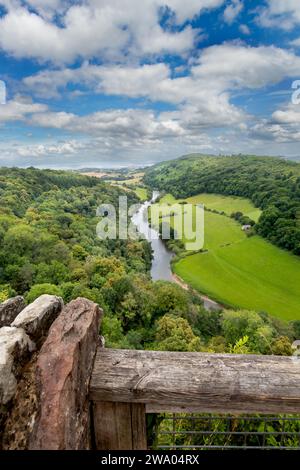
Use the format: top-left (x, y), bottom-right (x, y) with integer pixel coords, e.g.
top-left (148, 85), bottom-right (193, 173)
top-left (144, 154), bottom-right (300, 255)
top-left (1, 164), bottom-right (300, 450)
top-left (0, 166), bottom-right (299, 356)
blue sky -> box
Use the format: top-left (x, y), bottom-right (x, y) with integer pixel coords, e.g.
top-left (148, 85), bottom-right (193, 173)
top-left (1, 0), bottom-right (300, 168)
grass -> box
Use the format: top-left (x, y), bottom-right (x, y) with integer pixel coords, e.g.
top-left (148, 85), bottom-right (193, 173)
top-left (175, 232), bottom-right (300, 321)
top-left (158, 192), bottom-right (261, 224)
top-left (105, 170), bottom-right (145, 188)
top-left (106, 171), bottom-right (148, 201)
top-left (185, 193), bottom-right (262, 222)
top-left (134, 187), bottom-right (148, 201)
top-left (156, 193), bottom-right (300, 321)
top-left (155, 194), bottom-right (248, 249)
top-left (121, 172), bottom-right (145, 186)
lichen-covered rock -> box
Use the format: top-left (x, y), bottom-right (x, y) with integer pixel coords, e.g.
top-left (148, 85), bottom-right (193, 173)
top-left (0, 297), bottom-right (25, 328)
top-left (1, 353), bottom-right (39, 450)
top-left (11, 295), bottom-right (63, 344)
top-left (29, 298), bottom-right (102, 450)
top-left (0, 327), bottom-right (35, 405)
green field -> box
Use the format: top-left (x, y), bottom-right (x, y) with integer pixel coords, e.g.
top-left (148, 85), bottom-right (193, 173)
top-left (158, 192), bottom-right (261, 222)
top-left (134, 186), bottom-right (148, 201)
top-left (156, 193), bottom-right (256, 249)
top-left (157, 193), bottom-right (300, 321)
top-left (186, 193), bottom-right (262, 222)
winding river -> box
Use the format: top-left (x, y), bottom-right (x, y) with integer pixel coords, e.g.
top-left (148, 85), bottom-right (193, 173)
top-left (131, 191), bottom-right (174, 281)
top-left (132, 191), bottom-right (222, 311)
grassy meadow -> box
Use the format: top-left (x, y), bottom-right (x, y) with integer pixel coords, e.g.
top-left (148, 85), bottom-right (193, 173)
top-left (156, 193), bottom-right (300, 321)
top-left (134, 186), bottom-right (148, 201)
top-left (185, 193), bottom-right (262, 222)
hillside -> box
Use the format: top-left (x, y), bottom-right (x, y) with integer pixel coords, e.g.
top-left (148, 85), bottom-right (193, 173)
top-left (144, 155), bottom-right (300, 255)
top-left (1, 167), bottom-right (300, 451)
top-left (1, 167), bottom-right (299, 355)
top-left (151, 191), bottom-right (300, 320)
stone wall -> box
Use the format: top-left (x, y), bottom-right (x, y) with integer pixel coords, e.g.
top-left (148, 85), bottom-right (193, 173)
top-left (0, 295), bottom-right (103, 450)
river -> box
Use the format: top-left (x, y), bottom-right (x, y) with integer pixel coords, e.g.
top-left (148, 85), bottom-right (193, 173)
top-left (131, 191), bottom-right (222, 311)
top-left (131, 191), bottom-right (174, 281)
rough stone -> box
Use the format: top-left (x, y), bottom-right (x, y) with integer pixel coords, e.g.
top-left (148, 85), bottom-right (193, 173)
top-left (0, 297), bottom-right (25, 327)
top-left (0, 327), bottom-right (35, 405)
top-left (30, 298), bottom-right (102, 450)
top-left (12, 295), bottom-right (63, 344)
top-left (1, 353), bottom-right (39, 450)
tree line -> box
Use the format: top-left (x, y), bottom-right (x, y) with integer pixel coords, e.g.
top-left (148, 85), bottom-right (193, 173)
top-left (1, 166), bottom-right (299, 448)
top-left (144, 154), bottom-right (300, 255)
top-left (0, 166), bottom-right (299, 354)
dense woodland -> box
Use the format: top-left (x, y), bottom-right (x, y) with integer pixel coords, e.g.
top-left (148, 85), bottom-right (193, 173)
top-left (143, 156), bottom-right (300, 447)
top-left (0, 166), bottom-right (299, 355)
top-left (1, 165), bottom-right (300, 449)
top-left (144, 154), bottom-right (300, 255)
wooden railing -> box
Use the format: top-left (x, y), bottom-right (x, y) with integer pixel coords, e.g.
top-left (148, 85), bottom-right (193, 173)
top-left (89, 349), bottom-right (300, 450)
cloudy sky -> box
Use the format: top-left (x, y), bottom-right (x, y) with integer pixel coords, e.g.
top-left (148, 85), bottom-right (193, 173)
top-left (1, 0), bottom-right (300, 168)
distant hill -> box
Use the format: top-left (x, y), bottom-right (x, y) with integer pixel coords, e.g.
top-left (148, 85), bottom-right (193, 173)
top-left (283, 156), bottom-right (300, 163)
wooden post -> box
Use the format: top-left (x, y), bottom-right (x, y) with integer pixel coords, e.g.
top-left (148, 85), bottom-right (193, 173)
top-left (93, 401), bottom-right (147, 450)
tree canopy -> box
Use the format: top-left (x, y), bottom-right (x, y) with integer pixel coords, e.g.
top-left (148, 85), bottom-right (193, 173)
top-left (144, 155), bottom-right (300, 255)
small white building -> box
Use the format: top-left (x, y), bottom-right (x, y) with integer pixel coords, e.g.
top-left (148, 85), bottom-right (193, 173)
top-left (242, 224), bottom-right (252, 231)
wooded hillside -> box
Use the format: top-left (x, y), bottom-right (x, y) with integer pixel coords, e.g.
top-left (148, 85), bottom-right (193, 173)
top-left (144, 155), bottom-right (300, 255)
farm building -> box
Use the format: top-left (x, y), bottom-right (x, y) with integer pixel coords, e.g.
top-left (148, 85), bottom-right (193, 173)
top-left (242, 224), bottom-right (252, 231)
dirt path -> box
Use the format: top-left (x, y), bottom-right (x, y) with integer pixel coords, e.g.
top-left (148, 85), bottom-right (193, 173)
top-left (172, 273), bottom-right (223, 311)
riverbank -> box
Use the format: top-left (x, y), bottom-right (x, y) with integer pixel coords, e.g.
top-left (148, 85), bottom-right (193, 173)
top-left (172, 273), bottom-right (223, 312)
top-left (132, 191), bottom-right (223, 311)
top-left (131, 192), bottom-right (174, 281)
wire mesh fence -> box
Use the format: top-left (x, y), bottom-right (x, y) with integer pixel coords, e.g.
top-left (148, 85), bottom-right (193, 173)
top-left (148, 413), bottom-right (300, 450)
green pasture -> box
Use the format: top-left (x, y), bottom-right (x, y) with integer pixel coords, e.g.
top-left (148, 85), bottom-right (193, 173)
top-left (157, 193), bottom-right (300, 320)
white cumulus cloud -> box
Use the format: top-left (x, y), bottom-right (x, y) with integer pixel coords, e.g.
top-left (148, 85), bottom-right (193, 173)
top-left (223, 0), bottom-right (243, 24)
top-left (0, 1), bottom-right (228, 63)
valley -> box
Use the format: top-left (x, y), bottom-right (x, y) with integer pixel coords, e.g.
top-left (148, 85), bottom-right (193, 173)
top-left (143, 155), bottom-right (300, 321)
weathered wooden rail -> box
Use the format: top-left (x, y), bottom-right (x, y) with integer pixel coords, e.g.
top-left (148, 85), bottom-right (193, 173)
top-left (89, 348), bottom-right (300, 450)
top-left (4, 296), bottom-right (298, 450)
